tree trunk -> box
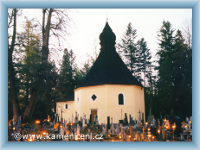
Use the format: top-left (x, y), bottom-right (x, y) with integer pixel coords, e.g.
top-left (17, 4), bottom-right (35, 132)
top-left (8, 9), bottom-right (21, 121)
top-left (22, 87), bottom-right (38, 122)
top-left (22, 9), bottom-right (53, 122)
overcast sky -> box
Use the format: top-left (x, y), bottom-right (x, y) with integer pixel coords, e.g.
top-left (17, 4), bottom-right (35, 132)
top-left (18, 9), bottom-right (192, 68)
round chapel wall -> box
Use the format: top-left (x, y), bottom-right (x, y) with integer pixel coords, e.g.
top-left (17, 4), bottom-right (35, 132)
top-left (74, 84), bottom-right (145, 124)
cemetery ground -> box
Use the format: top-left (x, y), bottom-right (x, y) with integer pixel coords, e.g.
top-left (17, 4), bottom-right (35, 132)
top-left (8, 114), bottom-right (192, 142)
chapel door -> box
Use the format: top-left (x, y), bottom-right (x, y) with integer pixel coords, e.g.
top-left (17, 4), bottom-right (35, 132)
top-left (91, 109), bottom-right (97, 122)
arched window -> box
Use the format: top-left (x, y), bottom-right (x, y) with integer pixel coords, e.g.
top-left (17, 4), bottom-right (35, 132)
top-left (118, 93), bottom-right (124, 105)
top-left (65, 104), bottom-right (68, 109)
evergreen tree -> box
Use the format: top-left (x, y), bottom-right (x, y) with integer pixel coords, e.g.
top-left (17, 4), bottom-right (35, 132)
top-left (118, 23), bottom-right (155, 120)
top-left (17, 17), bottom-right (42, 107)
top-left (118, 23), bottom-right (153, 86)
top-left (137, 38), bottom-right (152, 86)
top-left (118, 22), bottom-right (138, 77)
top-left (74, 54), bottom-right (96, 86)
top-left (57, 49), bottom-right (76, 100)
top-left (156, 21), bottom-right (192, 117)
top-left (156, 21), bottom-right (175, 115)
top-left (74, 62), bottom-right (91, 86)
top-left (172, 30), bottom-right (192, 116)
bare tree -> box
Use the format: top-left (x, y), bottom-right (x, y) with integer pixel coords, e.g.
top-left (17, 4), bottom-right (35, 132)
top-left (22, 9), bottom-right (70, 122)
top-left (182, 18), bottom-right (192, 48)
top-left (8, 8), bottom-right (72, 122)
top-left (8, 9), bottom-right (21, 121)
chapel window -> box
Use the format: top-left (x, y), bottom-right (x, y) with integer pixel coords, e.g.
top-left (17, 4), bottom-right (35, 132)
top-left (91, 94), bottom-right (97, 101)
top-left (118, 93), bottom-right (124, 105)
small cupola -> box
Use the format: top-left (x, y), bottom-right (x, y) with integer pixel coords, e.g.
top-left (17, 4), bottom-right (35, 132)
top-left (99, 22), bottom-right (116, 50)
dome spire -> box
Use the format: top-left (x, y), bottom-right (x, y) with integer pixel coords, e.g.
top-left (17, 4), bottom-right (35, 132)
top-left (99, 22), bottom-right (116, 50)
top-left (76, 21), bottom-right (142, 88)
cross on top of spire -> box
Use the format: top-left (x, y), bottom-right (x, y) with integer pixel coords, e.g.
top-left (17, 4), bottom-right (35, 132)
top-left (106, 13), bottom-right (108, 22)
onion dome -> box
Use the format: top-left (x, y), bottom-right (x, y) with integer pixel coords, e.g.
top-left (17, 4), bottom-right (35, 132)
top-left (76, 22), bottom-right (142, 88)
top-left (99, 22), bottom-right (116, 49)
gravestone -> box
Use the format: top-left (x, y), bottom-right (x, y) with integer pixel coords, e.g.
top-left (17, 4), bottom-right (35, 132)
top-left (108, 129), bottom-right (111, 134)
top-left (138, 110), bottom-right (141, 121)
top-left (111, 118), bottom-right (114, 135)
top-left (104, 124), bottom-right (107, 134)
top-left (142, 126), bottom-right (145, 134)
top-left (55, 114), bottom-right (58, 123)
top-left (90, 133), bottom-right (92, 142)
top-left (90, 114), bottom-right (92, 124)
top-left (149, 108), bottom-right (152, 118)
top-left (77, 124), bottom-right (80, 135)
top-left (96, 115), bottom-right (98, 125)
top-left (131, 117), bottom-right (134, 125)
top-left (141, 133), bottom-right (144, 141)
top-left (82, 115), bottom-right (85, 129)
top-left (120, 124), bottom-right (123, 135)
top-left (152, 118), bottom-right (156, 126)
top-left (129, 114), bottom-right (132, 124)
top-left (16, 116), bottom-right (21, 133)
top-left (157, 119), bottom-right (160, 126)
top-left (165, 120), bottom-right (170, 129)
top-left (75, 112), bottom-right (78, 124)
top-left (116, 124), bottom-right (119, 135)
top-left (142, 113), bottom-right (144, 124)
top-left (48, 115), bottom-right (51, 122)
top-left (123, 131), bottom-right (126, 141)
top-left (124, 113), bottom-right (128, 125)
top-left (188, 121), bottom-right (191, 130)
top-left (129, 124), bottom-right (133, 138)
top-left (180, 133), bottom-right (185, 140)
top-left (135, 133), bottom-right (138, 141)
top-left (186, 117), bottom-right (189, 123)
top-left (94, 115), bottom-right (96, 123)
top-left (126, 134), bottom-right (131, 141)
top-left (107, 116), bottom-right (110, 130)
top-left (64, 119), bottom-right (66, 128)
top-left (137, 119), bottom-right (140, 125)
top-left (162, 129), bottom-right (167, 140)
top-left (80, 116), bottom-right (82, 124)
top-left (60, 124), bottom-right (63, 135)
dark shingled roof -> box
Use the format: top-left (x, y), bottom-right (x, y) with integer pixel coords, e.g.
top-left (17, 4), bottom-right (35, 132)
top-left (77, 22), bottom-right (142, 88)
